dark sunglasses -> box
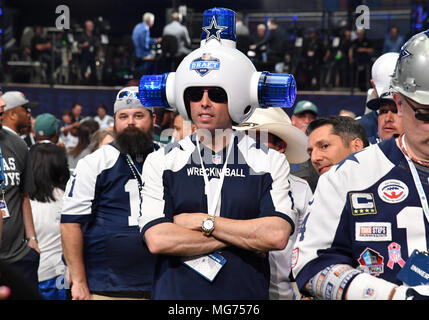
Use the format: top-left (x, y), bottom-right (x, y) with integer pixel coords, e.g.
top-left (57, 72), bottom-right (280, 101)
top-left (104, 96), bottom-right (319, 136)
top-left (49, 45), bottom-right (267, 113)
top-left (185, 87), bottom-right (228, 103)
top-left (117, 90), bottom-right (139, 100)
top-left (403, 95), bottom-right (429, 121)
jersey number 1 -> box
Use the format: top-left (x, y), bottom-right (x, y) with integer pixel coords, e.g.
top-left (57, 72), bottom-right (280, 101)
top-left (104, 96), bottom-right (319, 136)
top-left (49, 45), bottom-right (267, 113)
top-left (125, 179), bottom-right (140, 226)
top-left (397, 206), bottom-right (428, 256)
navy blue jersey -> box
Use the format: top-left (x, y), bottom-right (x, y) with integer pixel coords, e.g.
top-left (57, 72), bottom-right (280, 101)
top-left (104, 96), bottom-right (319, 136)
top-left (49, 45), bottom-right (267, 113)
top-left (139, 132), bottom-right (296, 299)
top-left (61, 143), bottom-right (158, 292)
top-left (293, 137), bottom-right (429, 290)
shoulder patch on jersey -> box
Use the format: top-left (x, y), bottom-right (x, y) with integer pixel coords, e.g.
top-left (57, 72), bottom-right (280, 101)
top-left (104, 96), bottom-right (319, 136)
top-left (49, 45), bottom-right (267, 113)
top-left (377, 179), bottom-right (409, 204)
top-left (349, 193), bottom-right (377, 216)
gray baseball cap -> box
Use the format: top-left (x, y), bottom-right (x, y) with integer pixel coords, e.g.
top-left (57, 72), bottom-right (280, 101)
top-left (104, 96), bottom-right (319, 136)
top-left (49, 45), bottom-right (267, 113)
top-left (114, 86), bottom-right (153, 114)
top-left (2, 91), bottom-right (39, 111)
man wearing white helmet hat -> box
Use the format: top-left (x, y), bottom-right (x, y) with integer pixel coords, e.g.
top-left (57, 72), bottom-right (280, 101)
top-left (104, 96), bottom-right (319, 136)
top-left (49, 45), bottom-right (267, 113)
top-left (366, 84), bottom-right (404, 144)
top-left (292, 30), bottom-right (429, 300)
top-left (357, 52), bottom-right (399, 139)
top-left (61, 86), bottom-right (157, 300)
top-left (138, 8), bottom-right (297, 299)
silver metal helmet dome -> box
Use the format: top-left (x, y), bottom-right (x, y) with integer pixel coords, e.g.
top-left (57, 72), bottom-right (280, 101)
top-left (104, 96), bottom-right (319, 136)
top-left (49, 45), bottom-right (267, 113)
top-left (391, 30), bottom-right (429, 104)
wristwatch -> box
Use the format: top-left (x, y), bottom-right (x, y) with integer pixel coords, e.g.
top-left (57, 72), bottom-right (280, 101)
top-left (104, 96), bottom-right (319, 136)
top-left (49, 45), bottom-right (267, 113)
top-left (201, 215), bottom-right (215, 236)
top-left (26, 236), bottom-right (38, 243)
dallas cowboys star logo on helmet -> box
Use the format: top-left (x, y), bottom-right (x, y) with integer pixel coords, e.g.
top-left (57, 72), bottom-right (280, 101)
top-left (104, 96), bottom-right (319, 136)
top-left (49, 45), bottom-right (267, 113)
top-left (202, 16), bottom-right (227, 42)
top-left (398, 48), bottom-right (412, 61)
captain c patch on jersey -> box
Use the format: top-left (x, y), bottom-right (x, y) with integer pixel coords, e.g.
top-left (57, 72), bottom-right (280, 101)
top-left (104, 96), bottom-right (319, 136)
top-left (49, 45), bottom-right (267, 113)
top-left (349, 193), bottom-right (377, 216)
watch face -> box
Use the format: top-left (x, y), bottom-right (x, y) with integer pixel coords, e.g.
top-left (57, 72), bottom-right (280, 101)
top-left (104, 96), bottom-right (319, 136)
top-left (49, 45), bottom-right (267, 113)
top-left (202, 218), bottom-right (214, 231)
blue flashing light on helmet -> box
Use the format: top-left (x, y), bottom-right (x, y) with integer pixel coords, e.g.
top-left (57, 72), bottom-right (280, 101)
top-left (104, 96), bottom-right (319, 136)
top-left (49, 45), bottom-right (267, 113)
top-left (139, 73), bottom-right (173, 110)
top-left (201, 7), bottom-right (236, 42)
top-left (258, 72), bottom-right (297, 108)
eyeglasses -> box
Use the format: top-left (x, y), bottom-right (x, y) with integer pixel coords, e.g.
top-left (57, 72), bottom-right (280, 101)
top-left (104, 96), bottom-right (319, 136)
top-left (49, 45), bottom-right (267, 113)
top-left (403, 95), bottom-right (429, 121)
top-left (377, 106), bottom-right (398, 116)
top-left (185, 87), bottom-right (228, 103)
top-left (117, 90), bottom-right (139, 100)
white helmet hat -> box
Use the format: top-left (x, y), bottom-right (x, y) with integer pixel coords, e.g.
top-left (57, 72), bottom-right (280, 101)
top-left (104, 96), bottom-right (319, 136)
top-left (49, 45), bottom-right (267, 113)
top-left (139, 8), bottom-right (296, 125)
top-left (391, 30), bottom-right (429, 104)
top-left (371, 52), bottom-right (399, 97)
top-left (173, 43), bottom-right (260, 124)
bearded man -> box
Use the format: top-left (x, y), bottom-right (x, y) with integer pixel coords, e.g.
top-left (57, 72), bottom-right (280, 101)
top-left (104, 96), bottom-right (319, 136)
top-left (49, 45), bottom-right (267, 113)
top-left (60, 86), bottom-right (157, 300)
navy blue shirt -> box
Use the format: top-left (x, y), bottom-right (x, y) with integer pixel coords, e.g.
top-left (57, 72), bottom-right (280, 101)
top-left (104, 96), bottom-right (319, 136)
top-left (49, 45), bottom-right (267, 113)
top-left (61, 143), bottom-right (158, 292)
top-left (140, 132), bottom-right (296, 299)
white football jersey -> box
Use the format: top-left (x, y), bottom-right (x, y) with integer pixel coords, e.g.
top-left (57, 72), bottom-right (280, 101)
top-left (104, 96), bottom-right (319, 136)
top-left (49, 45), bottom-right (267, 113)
top-left (292, 138), bottom-right (429, 291)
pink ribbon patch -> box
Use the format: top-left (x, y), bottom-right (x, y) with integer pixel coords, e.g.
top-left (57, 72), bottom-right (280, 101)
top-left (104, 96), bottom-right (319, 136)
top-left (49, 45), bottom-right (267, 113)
top-left (387, 242), bottom-right (406, 269)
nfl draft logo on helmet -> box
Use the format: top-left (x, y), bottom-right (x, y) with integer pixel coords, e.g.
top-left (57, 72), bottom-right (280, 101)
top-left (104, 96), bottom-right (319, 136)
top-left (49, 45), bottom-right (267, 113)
top-left (190, 53), bottom-right (220, 77)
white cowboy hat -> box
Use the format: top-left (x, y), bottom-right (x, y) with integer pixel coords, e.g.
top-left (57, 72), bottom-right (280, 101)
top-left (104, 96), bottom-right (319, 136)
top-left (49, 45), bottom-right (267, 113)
top-left (234, 107), bottom-right (309, 164)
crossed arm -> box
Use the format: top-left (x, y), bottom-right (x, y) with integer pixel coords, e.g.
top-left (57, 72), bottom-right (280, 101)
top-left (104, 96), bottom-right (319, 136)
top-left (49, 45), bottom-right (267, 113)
top-left (144, 213), bottom-right (291, 256)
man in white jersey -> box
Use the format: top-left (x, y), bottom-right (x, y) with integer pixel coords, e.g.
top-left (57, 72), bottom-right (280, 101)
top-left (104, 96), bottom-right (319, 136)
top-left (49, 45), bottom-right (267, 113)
top-left (235, 107), bottom-right (312, 299)
top-left (292, 30), bottom-right (429, 300)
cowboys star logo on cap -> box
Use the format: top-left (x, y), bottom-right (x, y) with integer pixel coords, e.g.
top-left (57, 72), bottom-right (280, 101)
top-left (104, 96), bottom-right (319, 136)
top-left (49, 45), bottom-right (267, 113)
top-left (202, 16), bottom-right (227, 42)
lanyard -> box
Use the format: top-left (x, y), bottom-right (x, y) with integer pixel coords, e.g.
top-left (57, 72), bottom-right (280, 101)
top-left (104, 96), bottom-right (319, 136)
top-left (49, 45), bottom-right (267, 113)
top-left (125, 154), bottom-right (144, 200)
top-left (400, 134), bottom-right (429, 222)
top-left (0, 146), bottom-right (5, 192)
top-left (126, 154), bottom-right (144, 182)
top-left (195, 133), bottom-right (234, 217)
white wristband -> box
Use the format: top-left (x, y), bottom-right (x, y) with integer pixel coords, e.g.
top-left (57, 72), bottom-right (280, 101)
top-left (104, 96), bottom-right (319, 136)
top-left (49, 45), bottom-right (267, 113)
top-left (308, 264), bottom-right (361, 300)
top-left (346, 273), bottom-right (397, 300)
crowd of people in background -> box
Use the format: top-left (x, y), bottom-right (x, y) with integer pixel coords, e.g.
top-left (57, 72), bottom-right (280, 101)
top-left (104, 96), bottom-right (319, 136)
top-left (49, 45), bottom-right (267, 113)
top-left (0, 45), bottom-right (411, 300)
top-left (3, 8), bottom-right (418, 91)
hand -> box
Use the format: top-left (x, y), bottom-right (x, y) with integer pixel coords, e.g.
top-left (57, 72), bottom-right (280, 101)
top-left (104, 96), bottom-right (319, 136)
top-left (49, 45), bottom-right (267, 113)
top-left (249, 44), bottom-right (256, 50)
top-left (174, 213), bottom-right (207, 231)
top-left (0, 286), bottom-right (10, 300)
top-left (392, 285), bottom-right (429, 300)
top-left (70, 281), bottom-right (90, 300)
top-left (27, 239), bottom-right (40, 253)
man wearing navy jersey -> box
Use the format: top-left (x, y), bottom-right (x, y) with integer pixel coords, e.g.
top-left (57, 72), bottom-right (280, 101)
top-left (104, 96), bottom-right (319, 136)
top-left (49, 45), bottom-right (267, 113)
top-left (292, 30), bottom-right (429, 300)
top-left (139, 8), bottom-right (297, 300)
top-left (60, 86), bottom-right (157, 300)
